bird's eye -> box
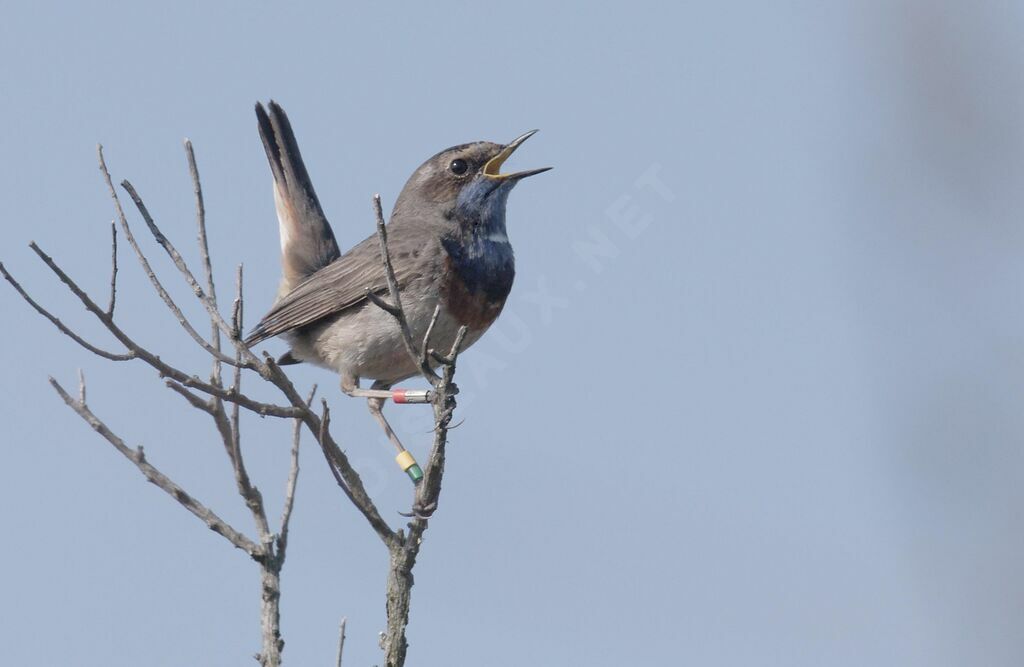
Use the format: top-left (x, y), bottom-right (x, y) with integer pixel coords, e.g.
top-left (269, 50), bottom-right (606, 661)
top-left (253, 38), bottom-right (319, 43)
top-left (449, 158), bottom-right (468, 175)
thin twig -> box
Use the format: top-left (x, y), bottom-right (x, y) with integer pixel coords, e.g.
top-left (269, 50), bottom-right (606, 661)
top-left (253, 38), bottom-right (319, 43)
top-left (50, 376), bottom-right (261, 558)
top-left (382, 323), bottom-right (467, 665)
top-left (0, 261), bottom-right (134, 361)
top-left (185, 140), bottom-right (215, 311)
top-left (315, 400), bottom-right (397, 547)
top-left (163, 380), bottom-right (240, 476)
top-left (336, 617), bottom-right (347, 667)
top-left (419, 304), bottom-right (441, 372)
top-left (119, 178), bottom-right (261, 368)
top-left (228, 265), bottom-right (271, 543)
top-left (185, 140), bottom-right (223, 387)
top-left (107, 221), bottom-right (118, 316)
top-left (364, 290), bottom-right (400, 316)
top-left (25, 241), bottom-right (298, 417)
top-left (250, 350), bottom-right (395, 544)
top-left (164, 379), bottom-right (214, 414)
top-left (97, 146), bottom-right (245, 369)
top-left (413, 325), bottom-right (468, 517)
top-left (279, 385), bottom-right (314, 552)
top-left (316, 403), bottom-right (351, 496)
top-left (179, 375), bottom-right (300, 417)
top-left (371, 195), bottom-right (440, 383)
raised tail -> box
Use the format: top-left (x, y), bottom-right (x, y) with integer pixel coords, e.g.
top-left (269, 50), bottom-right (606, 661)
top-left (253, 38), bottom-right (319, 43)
top-left (255, 101), bottom-right (341, 295)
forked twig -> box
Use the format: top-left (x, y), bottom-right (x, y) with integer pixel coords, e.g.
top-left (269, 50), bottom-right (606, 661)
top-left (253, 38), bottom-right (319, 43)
top-left (0, 261), bottom-right (134, 362)
top-left (370, 194), bottom-right (440, 383)
top-left (50, 375), bottom-right (261, 558)
top-left (97, 146), bottom-right (245, 369)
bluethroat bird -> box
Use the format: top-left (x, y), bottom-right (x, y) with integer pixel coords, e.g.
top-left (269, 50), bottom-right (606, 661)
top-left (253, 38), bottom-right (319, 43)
top-left (245, 101), bottom-right (549, 468)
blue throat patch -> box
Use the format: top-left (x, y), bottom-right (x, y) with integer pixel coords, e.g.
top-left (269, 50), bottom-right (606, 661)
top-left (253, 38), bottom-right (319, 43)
top-left (443, 178), bottom-right (517, 300)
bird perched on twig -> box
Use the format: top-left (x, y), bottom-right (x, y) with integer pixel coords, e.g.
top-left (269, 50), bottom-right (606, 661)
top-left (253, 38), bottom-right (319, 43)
top-left (246, 101), bottom-right (549, 466)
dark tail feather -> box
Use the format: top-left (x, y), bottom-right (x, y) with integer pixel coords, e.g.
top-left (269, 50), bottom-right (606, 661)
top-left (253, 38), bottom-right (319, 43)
top-left (276, 351), bottom-right (303, 366)
top-left (255, 101), bottom-right (341, 292)
top-left (243, 325), bottom-right (271, 347)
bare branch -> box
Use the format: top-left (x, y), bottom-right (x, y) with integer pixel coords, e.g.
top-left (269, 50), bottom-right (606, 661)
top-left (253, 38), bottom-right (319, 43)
top-left (0, 260), bottom-right (134, 361)
top-left (430, 325), bottom-right (468, 368)
top-left (449, 326), bottom-right (468, 358)
top-left (232, 264), bottom-right (244, 339)
top-left (226, 265), bottom-right (271, 543)
top-left (185, 140), bottom-right (215, 311)
top-left (185, 140), bottom-right (224, 387)
top-left (165, 378), bottom-right (216, 414)
top-left (97, 146), bottom-right (247, 369)
top-left (177, 375), bottom-right (301, 418)
top-left (336, 617), bottom-right (347, 667)
top-left (228, 265), bottom-right (245, 461)
top-left (258, 562), bottom-right (284, 666)
top-left (50, 376), bottom-right (261, 557)
top-left (162, 380), bottom-right (250, 527)
top-left (419, 304), bottom-right (442, 372)
top-left (315, 400), bottom-right (397, 547)
top-left (25, 241), bottom-right (298, 417)
top-left (364, 289), bottom-right (400, 316)
top-left (413, 325), bottom-right (468, 518)
top-left (107, 221), bottom-right (118, 316)
top-left (163, 261), bottom-right (275, 590)
top-left (381, 322), bottom-right (468, 665)
top-left (278, 385), bottom-right (314, 555)
top-left (119, 178), bottom-right (261, 368)
top-left (256, 355), bottom-right (396, 536)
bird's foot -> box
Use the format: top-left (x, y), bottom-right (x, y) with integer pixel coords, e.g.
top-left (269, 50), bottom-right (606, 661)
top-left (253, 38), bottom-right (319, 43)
top-left (399, 499), bottom-right (438, 519)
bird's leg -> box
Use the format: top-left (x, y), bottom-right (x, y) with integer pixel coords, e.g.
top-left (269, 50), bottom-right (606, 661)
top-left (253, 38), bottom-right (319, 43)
top-left (339, 382), bottom-right (432, 404)
top-left (364, 382), bottom-right (405, 453)
top-left (341, 376), bottom-right (424, 483)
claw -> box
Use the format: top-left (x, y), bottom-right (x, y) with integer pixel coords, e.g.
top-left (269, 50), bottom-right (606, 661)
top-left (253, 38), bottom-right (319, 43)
top-left (398, 501), bottom-right (438, 519)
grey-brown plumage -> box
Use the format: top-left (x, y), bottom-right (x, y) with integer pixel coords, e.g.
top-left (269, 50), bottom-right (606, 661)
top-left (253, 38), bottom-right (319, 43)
top-left (246, 101), bottom-right (549, 390)
top-left (245, 233), bottom-right (417, 347)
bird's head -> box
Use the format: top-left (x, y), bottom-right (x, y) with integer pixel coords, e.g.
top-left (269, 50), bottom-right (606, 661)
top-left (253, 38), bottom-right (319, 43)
top-left (392, 130), bottom-right (550, 233)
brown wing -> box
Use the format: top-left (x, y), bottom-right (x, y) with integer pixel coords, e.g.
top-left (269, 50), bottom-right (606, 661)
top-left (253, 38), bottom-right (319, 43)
top-left (244, 232), bottom-right (428, 345)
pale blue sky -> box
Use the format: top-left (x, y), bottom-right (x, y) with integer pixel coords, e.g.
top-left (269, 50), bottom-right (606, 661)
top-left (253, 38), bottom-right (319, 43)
top-left (2, 1), bottom-right (1023, 665)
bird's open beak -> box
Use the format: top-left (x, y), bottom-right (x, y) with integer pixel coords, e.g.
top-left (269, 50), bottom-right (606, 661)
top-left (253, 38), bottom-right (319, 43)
top-left (483, 130), bottom-right (552, 181)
